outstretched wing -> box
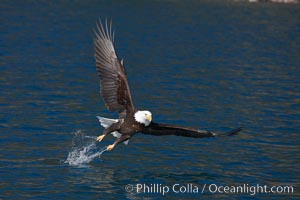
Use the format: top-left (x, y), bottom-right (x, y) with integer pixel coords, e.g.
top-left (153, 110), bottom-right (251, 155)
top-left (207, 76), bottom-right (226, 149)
top-left (142, 122), bottom-right (242, 138)
top-left (94, 19), bottom-right (134, 116)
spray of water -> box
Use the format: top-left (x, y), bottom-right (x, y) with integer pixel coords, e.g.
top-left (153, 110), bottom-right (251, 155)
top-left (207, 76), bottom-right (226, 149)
top-left (64, 130), bottom-right (107, 166)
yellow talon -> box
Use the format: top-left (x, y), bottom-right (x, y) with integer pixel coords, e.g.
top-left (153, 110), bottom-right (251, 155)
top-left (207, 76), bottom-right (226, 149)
top-left (107, 144), bottom-right (115, 151)
top-left (96, 135), bottom-right (105, 142)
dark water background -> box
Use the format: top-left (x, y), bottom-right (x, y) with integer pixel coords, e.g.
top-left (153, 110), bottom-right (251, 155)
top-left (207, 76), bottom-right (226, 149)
top-left (1, 0), bottom-right (300, 199)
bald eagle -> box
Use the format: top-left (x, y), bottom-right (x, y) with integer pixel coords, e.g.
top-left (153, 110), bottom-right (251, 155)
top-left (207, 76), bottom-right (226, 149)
top-left (94, 20), bottom-right (242, 151)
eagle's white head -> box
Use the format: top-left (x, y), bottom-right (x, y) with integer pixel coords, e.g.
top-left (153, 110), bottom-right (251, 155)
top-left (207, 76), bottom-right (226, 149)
top-left (134, 110), bottom-right (152, 126)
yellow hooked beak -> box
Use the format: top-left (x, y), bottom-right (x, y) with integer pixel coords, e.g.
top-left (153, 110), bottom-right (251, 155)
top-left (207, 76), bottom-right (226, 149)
top-left (146, 115), bottom-right (152, 122)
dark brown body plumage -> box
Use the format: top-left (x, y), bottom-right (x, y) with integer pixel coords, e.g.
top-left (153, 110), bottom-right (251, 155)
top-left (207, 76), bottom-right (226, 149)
top-left (118, 111), bottom-right (145, 136)
top-left (100, 110), bottom-right (145, 145)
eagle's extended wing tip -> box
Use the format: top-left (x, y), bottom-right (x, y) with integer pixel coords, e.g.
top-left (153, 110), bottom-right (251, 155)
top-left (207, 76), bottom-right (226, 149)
top-left (222, 127), bottom-right (243, 136)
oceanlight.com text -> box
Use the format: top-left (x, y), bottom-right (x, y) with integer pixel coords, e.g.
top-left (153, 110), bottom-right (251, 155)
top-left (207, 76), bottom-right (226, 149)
top-left (125, 183), bottom-right (294, 196)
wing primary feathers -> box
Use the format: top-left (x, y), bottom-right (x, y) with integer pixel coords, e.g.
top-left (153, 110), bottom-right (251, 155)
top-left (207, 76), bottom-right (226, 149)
top-left (112, 30), bottom-right (115, 43)
top-left (94, 19), bottom-right (135, 116)
top-left (214, 127), bottom-right (243, 137)
top-left (109, 19), bottom-right (113, 42)
top-left (96, 21), bottom-right (105, 39)
top-left (142, 122), bottom-right (242, 139)
top-left (105, 19), bottom-right (109, 40)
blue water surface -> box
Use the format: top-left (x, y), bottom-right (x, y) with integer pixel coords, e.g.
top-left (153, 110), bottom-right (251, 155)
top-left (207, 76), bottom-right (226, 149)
top-left (1, 1), bottom-right (300, 199)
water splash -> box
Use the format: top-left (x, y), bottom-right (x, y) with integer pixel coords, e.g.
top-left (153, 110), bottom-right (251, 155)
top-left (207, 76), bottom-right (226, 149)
top-left (64, 130), bottom-right (107, 166)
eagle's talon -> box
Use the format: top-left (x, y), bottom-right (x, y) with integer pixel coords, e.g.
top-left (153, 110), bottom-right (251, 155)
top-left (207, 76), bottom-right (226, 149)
top-left (107, 144), bottom-right (115, 151)
top-left (96, 135), bottom-right (105, 142)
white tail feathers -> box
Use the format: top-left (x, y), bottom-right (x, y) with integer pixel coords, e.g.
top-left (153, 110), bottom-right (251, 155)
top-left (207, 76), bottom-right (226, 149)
top-left (96, 116), bottom-right (129, 145)
top-left (96, 116), bottom-right (118, 128)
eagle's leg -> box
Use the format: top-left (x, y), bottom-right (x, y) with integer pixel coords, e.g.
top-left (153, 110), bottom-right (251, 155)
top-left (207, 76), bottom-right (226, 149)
top-left (97, 122), bottom-right (120, 142)
top-left (107, 135), bottom-right (131, 151)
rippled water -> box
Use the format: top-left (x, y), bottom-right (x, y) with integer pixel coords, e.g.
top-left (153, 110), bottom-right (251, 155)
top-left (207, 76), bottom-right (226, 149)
top-left (1, 1), bottom-right (300, 199)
